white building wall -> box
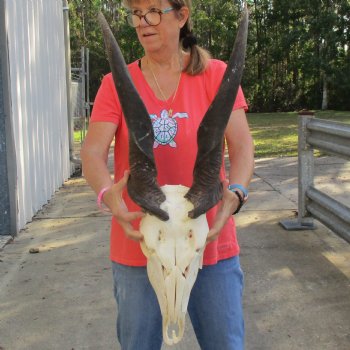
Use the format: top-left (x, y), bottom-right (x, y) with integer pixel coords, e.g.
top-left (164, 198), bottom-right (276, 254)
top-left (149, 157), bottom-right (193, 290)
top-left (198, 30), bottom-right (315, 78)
top-left (5, 0), bottom-right (70, 229)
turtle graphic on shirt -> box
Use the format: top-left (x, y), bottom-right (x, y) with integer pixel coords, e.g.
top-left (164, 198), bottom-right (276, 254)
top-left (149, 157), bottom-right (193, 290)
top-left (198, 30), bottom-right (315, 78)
top-left (150, 109), bottom-right (188, 148)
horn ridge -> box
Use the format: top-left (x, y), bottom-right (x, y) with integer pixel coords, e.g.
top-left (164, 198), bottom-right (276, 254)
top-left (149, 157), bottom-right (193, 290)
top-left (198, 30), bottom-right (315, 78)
top-left (98, 12), bottom-right (168, 220)
top-left (186, 144), bottom-right (224, 219)
top-left (128, 152), bottom-right (168, 220)
top-left (97, 13), bottom-right (153, 155)
top-left (185, 7), bottom-right (249, 218)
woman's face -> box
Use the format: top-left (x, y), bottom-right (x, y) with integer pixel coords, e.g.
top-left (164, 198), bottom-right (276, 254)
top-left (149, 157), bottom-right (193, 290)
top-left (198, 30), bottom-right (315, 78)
top-left (129, 0), bottom-right (188, 54)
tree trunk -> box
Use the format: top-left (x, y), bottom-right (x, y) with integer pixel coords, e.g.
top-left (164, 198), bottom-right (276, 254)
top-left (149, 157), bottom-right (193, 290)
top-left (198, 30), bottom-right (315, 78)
top-left (321, 73), bottom-right (328, 110)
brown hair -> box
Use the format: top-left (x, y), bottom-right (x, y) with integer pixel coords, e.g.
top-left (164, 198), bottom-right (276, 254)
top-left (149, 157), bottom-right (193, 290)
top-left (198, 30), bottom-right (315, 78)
top-left (122, 0), bottom-right (210, 75)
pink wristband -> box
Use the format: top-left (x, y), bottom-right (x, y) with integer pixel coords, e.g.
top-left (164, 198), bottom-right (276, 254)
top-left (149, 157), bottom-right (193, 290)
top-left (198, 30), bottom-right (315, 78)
top-left (97, 187), bottom-right (111, 212)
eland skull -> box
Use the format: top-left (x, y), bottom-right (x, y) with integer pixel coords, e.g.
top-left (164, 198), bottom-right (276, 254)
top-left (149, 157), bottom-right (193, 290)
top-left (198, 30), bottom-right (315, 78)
top-left (140, 185), bottom-right (208, 345)
top-left (98, 4), bottom-right (248, 345)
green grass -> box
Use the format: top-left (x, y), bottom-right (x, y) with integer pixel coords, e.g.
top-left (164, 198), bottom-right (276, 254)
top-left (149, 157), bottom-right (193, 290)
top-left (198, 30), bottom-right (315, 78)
top-left (74, 130), bottom-right (87, 143)
top-left (248, 110), bottom-right (350, 158)
top-left (73, 110), bottom-right (350, 158)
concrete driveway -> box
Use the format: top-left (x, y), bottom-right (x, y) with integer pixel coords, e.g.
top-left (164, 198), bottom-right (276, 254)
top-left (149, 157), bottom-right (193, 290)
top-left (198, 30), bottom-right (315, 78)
top-left (0, 156), bottom-right (349, 349)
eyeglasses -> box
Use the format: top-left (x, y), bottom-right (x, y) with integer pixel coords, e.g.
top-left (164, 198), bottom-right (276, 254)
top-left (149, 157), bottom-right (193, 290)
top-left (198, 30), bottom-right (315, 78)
top-left (127, 7), bottom-right (174, 28)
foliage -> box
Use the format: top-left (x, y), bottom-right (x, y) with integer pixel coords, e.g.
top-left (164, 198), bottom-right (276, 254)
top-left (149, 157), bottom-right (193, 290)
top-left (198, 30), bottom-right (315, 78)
top-left (248, 110), bottom-right (350, 157)
top-left (68, 0), bottom-right (350, 112)
top-left (68, 0), bottom-right (142, 98)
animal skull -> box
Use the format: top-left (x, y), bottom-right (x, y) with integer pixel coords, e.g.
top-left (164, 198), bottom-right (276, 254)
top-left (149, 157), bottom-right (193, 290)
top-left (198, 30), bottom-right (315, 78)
top-left (140, 185), bottom-right (208, 345)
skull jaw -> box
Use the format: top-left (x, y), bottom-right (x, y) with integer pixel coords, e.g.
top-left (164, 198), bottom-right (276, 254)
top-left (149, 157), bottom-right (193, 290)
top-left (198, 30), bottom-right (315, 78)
top-left (140, 185), bottom-right (209, 345)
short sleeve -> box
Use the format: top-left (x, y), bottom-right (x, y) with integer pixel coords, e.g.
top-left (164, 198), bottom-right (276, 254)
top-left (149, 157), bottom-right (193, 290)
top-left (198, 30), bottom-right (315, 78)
top-left (205, 59), bottom-right (248, 112)
top-left (90, 73), bottom-right (122, 125)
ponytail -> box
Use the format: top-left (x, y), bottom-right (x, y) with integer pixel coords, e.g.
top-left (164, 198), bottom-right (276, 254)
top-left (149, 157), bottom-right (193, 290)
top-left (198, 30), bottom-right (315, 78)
top-left (180, 22), bottom-right (211, 75)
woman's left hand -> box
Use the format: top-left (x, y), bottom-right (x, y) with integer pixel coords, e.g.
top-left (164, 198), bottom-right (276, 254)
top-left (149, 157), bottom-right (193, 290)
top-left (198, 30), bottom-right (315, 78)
top-left (206, 180), bottom-right (240, 243)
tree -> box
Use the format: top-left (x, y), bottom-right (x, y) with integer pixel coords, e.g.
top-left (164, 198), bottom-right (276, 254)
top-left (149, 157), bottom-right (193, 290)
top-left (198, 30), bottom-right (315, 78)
top-left (68, 0), bottom-right (350, 112)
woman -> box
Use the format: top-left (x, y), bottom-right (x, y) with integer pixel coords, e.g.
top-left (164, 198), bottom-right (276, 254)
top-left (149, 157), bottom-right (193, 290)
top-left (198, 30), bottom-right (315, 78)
top-left (81, 0), bottom-right (254, 349)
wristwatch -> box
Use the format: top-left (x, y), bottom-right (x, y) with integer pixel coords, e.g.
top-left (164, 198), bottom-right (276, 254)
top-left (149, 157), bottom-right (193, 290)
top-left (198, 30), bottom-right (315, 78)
top-left (228, 184), bottom-right (249, 214)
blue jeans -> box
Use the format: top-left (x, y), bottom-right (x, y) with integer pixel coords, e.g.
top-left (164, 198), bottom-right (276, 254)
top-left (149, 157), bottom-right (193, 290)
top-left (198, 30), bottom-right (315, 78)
top-left (112, 256), bottom-right (245, 350)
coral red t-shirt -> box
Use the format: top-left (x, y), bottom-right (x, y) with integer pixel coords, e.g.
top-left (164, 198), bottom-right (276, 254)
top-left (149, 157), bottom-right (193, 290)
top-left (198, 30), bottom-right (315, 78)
top-left (90, 59), bottom-right (248, 266)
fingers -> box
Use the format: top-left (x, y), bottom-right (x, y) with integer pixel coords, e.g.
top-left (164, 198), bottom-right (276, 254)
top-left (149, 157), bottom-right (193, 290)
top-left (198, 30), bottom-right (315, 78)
top-left (206, 215), bottom-right (226, 243)
top-left (119, 221), bottom-right (144, 242)
top-left (206, 180), bottom-right (240, 243)
top-left (102, 172), bottom-right (145, 241)
top-left (120, 210), bottom-right (145, 222)
top-left (114, 206), bottom-right (145, 242)
top-left (206, 228), bottom-right (217, 243)
top-left (121, 169), bottom-right (130, 185)
top-left (115, 209), bottom-right (145, 242)
top-left (114, 170), bottom-right (129, 193)
top-left (117, 171), bottom-right (145, 241)
top-left (206, 207), bottom-right (225, 242)
top-left (112, 198), bottom-right (145, 241)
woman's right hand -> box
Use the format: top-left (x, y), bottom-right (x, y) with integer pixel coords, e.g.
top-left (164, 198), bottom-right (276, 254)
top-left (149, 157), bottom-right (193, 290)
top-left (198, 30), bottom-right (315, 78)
top-left (102, 170), bottom-right (145, 242)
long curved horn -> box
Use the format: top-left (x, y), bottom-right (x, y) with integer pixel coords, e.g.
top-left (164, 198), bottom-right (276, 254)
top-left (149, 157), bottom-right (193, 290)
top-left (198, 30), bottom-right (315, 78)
top-left (185, 6), bottom-right (249, 219)
top-left (98, 13), bottom-right (169, 221)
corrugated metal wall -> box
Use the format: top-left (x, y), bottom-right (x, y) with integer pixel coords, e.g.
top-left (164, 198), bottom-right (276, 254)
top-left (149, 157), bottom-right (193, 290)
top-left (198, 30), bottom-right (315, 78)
top-left (5, 0), bottom-right (70, 229)
top-left (0, 50), bottom-right (11, 235)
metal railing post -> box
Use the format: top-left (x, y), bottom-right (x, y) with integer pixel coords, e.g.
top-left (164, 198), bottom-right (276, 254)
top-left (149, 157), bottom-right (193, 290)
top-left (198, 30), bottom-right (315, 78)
top-left (297, 112), bottom-right (316, 228)
top-left (280, 111), bottom-right (316, 230)
top-left (280, 110), bottom-right (350, 242)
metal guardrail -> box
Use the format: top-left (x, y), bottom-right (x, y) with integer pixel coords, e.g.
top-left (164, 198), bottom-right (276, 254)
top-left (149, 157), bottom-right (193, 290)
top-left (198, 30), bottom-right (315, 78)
top-left (280, 111), bottom-right (350, 243)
